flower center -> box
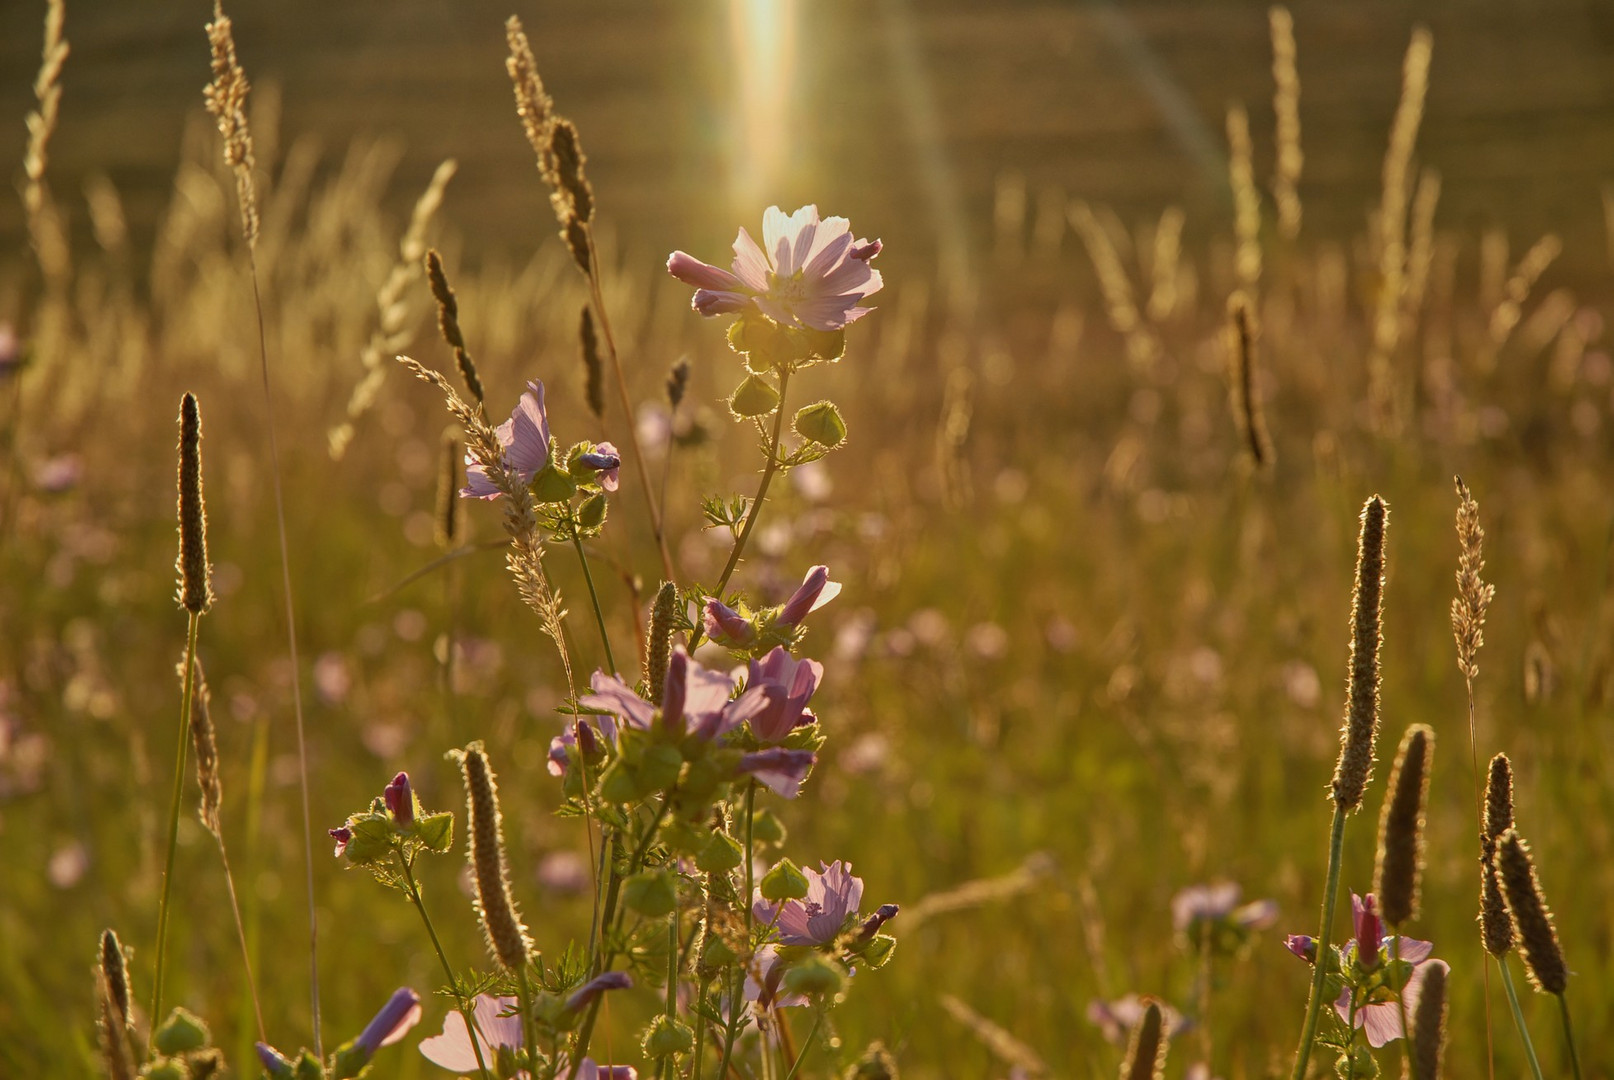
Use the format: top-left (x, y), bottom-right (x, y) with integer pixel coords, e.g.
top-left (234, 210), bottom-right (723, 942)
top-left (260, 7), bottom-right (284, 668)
top-left (803, 901), bottom-right (823, 918)
top-left (768, 270), bottom-right (808, 307)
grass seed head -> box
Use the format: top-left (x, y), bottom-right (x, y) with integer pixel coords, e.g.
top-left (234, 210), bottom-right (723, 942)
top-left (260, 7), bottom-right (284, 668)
top-left (184, 656), bottom-right (223, 837)
top-left (1332, 495), bottom-right (1387, 810)
top-left (1120, 1000), bottom-right (1168, 1080)
top-left (1451, 476), bottom-right (1494, 679)
top-left (457, 741), bottom-right (532, 971)
top-left (1409, 959), bottom-right (1449, 1080)
top-left (1479, 752), bottom-right (1515, 956)
top-left (98, 928), bottom-right (131, 1030)
top-left (646, 580), bottom-right (678, 705)
top-left (1375, 723), bottom-right (1432, 927)
top-left (580, 306), bottom-right (604, 419)
top-left (435, 430), bottom-right (459, 550)
top-left (1495, 828), bottom-right (1566, 994)
top-left (176, 393), bottom-right (213, 615)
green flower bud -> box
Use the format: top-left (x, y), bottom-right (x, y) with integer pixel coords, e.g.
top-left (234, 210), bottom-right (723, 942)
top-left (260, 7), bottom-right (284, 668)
top-left (622, 869), bottom-right (679, 918)
top-left (760, 858), bottom-right (810, 902)
top-left (729, 374), bottom-right (781, 419)
top-left (153, 1007), bottom-right (210, 1055)
top-left (750, 808), bottom-right (787, 846)
top-left (638, 743), bottom-right (684, 792)
top-left (293, 1052), bottom-right (324, 1080)
top-left (141, 1060), bottom-right (189, 1080)
top-left (696, 831), bottom-right (744, 873)
top-left (783, 955), bottom-right (846, 998)
top-left (642, 1014), bottom-right (695, 1059)
top-left (577, 491), bottom-right (608, 529)
top-left (531, 461), bottom-right (578, 503)
top-left (661, 820), bottom-right (710, 855)
top-left (599, 758), bottom-right (645, 804)
top-left (699, 932), bottom-right (739, 975)
top-left (1335, 1045), bottom-right (1378, 1079)
top-left (860, 933), bottom-right (898, 969)
top-left (793, 400), bottom-right (847, 448)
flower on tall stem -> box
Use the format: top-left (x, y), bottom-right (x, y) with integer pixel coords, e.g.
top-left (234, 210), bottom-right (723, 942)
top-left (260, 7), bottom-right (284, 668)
top-left (753, 860), bottom-right (864, 947)
top-left (744, 647), bottom-right (823, 743)
top-left (667, 205), bottom-right (882, 332)
top-left (419, 994), bottom-right (523, 1075)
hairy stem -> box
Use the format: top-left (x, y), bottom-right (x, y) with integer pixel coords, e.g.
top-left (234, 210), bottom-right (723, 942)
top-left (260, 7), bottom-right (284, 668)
top-left (399, 848), bottom-right (491, 1080)
top-left (152, 610), bottom-right (200, 1030)
top-left (1291, 803), bottom-right (1348, 1079)
top-left (715, 370), bottom-right (792, 598)
top-left (781, 1010), bottom-right (824, 1080)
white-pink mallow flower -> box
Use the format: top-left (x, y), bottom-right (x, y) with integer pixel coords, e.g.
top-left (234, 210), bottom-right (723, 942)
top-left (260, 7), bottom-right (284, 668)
top-left (667, 205), bottom-right (882, 332)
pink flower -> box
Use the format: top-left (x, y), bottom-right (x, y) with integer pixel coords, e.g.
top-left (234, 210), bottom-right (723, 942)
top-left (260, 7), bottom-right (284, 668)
top-left (745, 647), bottom-right (823, 743)
top-left (753, 860), bottom-right (864, 946)
top-left (462, 380), bottom-right (551, 500)
top-left (576, 441), bottom-right (621, 491)
top-left (667, 206), bottom-right (882, 331)
top-left (383, 771), bottom-right (414, 826)
top-left (702, 598), bottom-right (756, 647)
top-left (737, 747), bottom-right (818, 798)
top-left (1335, 951), bottom-right (1441, 1048)
top-left (778, 565), bottom-right (841, 627)
top-left (419, 994), bottom-right (523, 1074)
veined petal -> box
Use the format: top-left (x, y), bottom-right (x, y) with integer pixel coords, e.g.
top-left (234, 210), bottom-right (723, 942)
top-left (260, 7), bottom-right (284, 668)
top-left (692, 288), bottom-right (752, 317)
top-left (731, 227), bottom-right (773, 291)
top-left (801, 229), bottom-right (854, 281)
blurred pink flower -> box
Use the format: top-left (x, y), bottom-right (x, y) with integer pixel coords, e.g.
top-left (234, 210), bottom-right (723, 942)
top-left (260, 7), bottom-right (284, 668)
top-left (463, 380), bottom-right (551, 499)
top-left (667, 205), bottom-right (882, 331)
top-left (419, 994), bottom-right (523, 1074)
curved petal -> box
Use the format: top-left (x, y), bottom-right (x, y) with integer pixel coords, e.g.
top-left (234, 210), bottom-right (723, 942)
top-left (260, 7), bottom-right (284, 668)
top-left (802, 217), bottom-right (853, 276)
top-left (730, 227), bottom-right (773, 291)
top-left (505, 381), bottom-right (552, 477)
top-left (418, 1009), bottom-right (482, 1072)
top-left (667, 251), bottom-right (743, 291)
top-left (1390, 937), bottom-right (1434, 964)
top-left (692, 288), bottom-right (752, 317)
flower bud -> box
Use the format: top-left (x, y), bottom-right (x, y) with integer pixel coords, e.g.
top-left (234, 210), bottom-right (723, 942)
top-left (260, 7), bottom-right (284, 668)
top-left (793, 400), bottom-right (848, 448)
top-left (782, 955), bottom-right (846, 998)
top-left (778, 565), bottom-right (841, 627)
top-left (142, 1060), bottom-right (188, 1080)
top-left (642, 1015), bottom-right (695, 1059)
top-left (760, 858), bottom-right (810, 902)
top-left (697, 831), bottom-right (744, 873)
top-left (703, 598), bottom-right (756, 647)
top-left (622, 869), bottom-right (679, 918)
top-left (532, 461), bottom-right (579, 503)
top-left (383, 772), bottom-right (414, 827)
top-left (256, 1045), bottom-right (295, 1080)
top-left (154, 1007), bottom-right (210, 1055)
top-left (750, 807), bottom-right (787, 846)
top-left (577, 492), bottom-right (607, 529)
top-left (729, 374), bottom-right (781, 418)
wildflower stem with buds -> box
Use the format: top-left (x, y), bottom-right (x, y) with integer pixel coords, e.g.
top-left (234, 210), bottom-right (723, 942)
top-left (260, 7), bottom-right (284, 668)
top-left (716, 368), bottom-right (793, 598)
top-left (397, 848), bottom-right (492, 1080)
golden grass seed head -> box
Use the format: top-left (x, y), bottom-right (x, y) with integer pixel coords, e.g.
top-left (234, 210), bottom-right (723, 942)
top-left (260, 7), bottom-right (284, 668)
top-left (1495, 828), bottom-right (1567, 994)
top-left (457, 741), bottom-right (532, 971)
top-left (176, 392), bottom-right (213, 615)
top-left (580, 306), bottom-right (604, 420)
top-left (549, 117), bottom-right (593, 225)
top-left (1374, 724), bottom-right (1432, 927)
top-left (1480, 858), bottom-right (1513, 957)
top-left (667, 357), bottom-right (692, 410)
top-left (565, 218), bottom-right (592, 274)
top-left (1331, 495), bottom-right (1387, 811)
top-left (1120, 1000), bottom-right (1168, 1080)
top-left (1409, 959), bottom-right (1448, 1080)
top-left (425, 248), bottom-right (483, 404)
top-left (1225, 292), bottom-right (1272, 468)
top-left (1451, 476), bottom-right (1495, 679)
top-left (183, 656), bottom-right (223, 837)
top-left (97, 990), bottom-right (134, 1080)
top-left (435, 430), bottom-right (459, 550)
top-left (505, 16), bottom-right (555, 174)
top-left (203, 4), bottom-right (260, 246)
top-left (646, 580), bottom-right (678, 705)
top-left (1484, 752), bottom-right (1514, 841)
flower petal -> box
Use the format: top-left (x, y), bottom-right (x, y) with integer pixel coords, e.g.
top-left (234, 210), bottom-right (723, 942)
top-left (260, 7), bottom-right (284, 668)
top-left (667, 251), bottom-right (744, 292)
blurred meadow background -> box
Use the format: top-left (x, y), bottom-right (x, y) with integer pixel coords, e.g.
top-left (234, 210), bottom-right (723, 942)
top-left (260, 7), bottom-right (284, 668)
top-left (4, 0), bottom-right (1614, 1075)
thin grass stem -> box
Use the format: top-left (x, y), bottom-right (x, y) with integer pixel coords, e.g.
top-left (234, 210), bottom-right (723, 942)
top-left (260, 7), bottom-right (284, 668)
top-left (152, 610), bottom-right (200, 1030)
top-left (781, 1009), bottom-right (823, 1080)
top-left (1498, 959), bottom-right (1546, 1080)
top-left (584, 234), bottom-right (676, 582)
top-left (246, 254), bottom-right (322, 1052)
top-left (571, 524), bottom-right (617, 672)
top-left (1557, 993), bottom-right (1582, 1080)
top-left (216, 838), bottom-right (265, 1042)
top-left (1291, 802), bottom-right (1347, 1079)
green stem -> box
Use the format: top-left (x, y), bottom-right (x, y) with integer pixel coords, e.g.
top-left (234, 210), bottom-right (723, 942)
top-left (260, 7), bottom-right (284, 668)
top-left (715, 370), bottom-right (793, 598)
top-left (666, 902), bottom-right (679, 1020)
top-left (1556, 993), bottom-right (1582, 1080)
top-left (1291, 802), bottom-right (1348, 1080)
top-left (1498, 960), bottom-right (1545, 1080)
top-left (517, 964), bottom-right (541, 1080)
top-left (570, 521), bottom-right (617, 673)
top-left (781, 1010), bottom-right (823, 1080)
top-left (1392, 933), bottom-right (1410, 1074)
top-left (398, 849), bottom-right (491, 1080)
top-left (151, 610), bottom-right (200, 1032)
top-left (716, 782), bottom-right (760, 1080)
top-left (1343, 994), bottom-right (1359, 1080)
top-left (689, 972), bottom-right (712, 1080)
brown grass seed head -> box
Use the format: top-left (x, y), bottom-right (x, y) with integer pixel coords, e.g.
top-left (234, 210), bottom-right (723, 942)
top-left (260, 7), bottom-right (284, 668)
top-left (646, 580), bottom-right (678, 705)
top-left (425, 248), bottom-right (483, 405)
top-left (1495, 828), bottom-right (1567, 994)
top-left (1120, 1000), bottom-right (1168, 1080)
top-left (1374, 724), bottom-right (1432, 927)
top-left (1479, 752), bottom-right (1515, 956)
top-left (580, 306), bottom-right (604, 419)
top-left (98, 928), bottom-right (131, 1030)
top-left (435, 430), bottom-right (460, 550)
top-left (176, 393), bottom-right (214, 615)
top-left (183, 656), bottom-right (223, 837)
top-left (1409, 959), bottom-right (1448, 1080)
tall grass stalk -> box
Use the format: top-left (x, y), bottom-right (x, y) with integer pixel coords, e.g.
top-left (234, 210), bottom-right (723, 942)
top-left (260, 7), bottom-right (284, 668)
top-left (151, 611), bottom-right (199, 1029)
top-left (1291, 804), bottom-right (1346, 1079)
top-left (205, 3), bottom-right (322, 1046)
top-left (1556, 994), bottom-right (1582, 1080)
top-left (1497, 961), bottom-right (1545, 1080)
